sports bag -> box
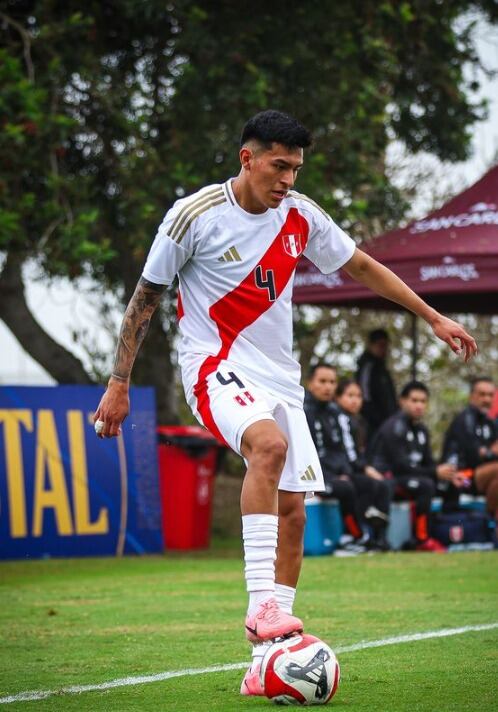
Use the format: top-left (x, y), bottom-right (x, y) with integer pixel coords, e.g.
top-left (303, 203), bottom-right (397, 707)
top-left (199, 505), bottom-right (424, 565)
top-left (430, 511), bottom-right (493, 545)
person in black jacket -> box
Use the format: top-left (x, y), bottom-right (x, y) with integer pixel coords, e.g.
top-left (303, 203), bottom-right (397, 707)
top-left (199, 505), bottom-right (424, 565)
top-left (369, 381), bottom-right (454, 551)
top-left (335, 378), bottom-right (392, 550)
top-left (442, 377), bottom-right (498, 524)
top-left (356, 329), bottom-right (397, 440)
top-left (304, 364), bottom-right (368, 553)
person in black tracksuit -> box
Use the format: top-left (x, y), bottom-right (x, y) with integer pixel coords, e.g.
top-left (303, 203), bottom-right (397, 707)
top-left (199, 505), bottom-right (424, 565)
top-left (369, 380), bottom-right (454, 551)
top-left (303, 364), bottom-right (367, 549)
top-left (356, 329), bottom-right (397, 441)
top-left (335, 378), bottom-right (392, 550)
top-left (441, 377), bottom-right (498, 521)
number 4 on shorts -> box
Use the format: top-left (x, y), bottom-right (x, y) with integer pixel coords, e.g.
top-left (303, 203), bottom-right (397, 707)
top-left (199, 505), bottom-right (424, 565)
top-left (216, 371), bottom-right (255, 405)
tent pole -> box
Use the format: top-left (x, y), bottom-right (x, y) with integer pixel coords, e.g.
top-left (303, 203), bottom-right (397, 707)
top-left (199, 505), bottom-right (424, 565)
top-left (411, 313), bottom-right (418, 380)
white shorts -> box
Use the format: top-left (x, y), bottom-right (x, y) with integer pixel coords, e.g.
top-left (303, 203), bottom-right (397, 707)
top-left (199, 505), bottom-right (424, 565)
top-left (184, 359), bottom-right (325, 495)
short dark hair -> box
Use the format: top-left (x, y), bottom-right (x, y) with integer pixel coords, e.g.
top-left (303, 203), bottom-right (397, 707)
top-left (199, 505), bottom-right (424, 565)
top-left (336, 378), bottom-right (361, 398)
top-left (308, 362), bottom-right (336, 380)
top-left (470, 376), bottom-right (494, 392)
top-left (400, 380), bottom-right (429, 399)
top-left (240, 110), bottom-right (312, 150)
top-left (368, 328), bottom-right (389, 344)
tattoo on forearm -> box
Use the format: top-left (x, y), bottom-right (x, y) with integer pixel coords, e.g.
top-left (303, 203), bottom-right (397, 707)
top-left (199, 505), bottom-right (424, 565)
top-left (112, 277), bottom-right (166, 379)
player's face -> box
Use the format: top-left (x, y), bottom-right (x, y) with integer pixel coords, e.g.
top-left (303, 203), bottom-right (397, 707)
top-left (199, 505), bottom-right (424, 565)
top-left (400, 390), bottom-right (428, 421)
top-left (308, 367), bottom-right (337, 402)
top-left (241, 143), bottom-right (303, 212)
top-left (337, 384), bottom-right (363, 415)
top-left (469, 381), bottom-right (495, 412)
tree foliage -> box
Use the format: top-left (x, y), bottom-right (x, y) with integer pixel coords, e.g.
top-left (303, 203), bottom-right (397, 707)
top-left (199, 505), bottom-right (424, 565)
top-left (1, 0), bottom-right (497, 420)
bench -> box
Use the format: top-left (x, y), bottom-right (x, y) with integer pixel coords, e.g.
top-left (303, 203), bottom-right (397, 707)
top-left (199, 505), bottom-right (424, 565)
top-left (303, 495), bottom-right (487, 556)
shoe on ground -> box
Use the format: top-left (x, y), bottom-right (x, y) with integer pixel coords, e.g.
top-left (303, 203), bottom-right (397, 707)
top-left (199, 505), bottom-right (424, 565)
top-left (367, 534), bottom-right (391, 552)
top-left (416, 537), bottom-right (447, 552)
top-left (335, 534), bottom-right (368, 556)
top-left (240, 664), bottom-right (264, 696)
top-left (401, 537), bottom-right (418, 551)
top-left (245, 598), bottom-right (303, 643)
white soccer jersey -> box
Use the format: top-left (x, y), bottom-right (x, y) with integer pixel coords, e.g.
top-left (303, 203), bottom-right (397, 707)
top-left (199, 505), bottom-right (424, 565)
top-left (142, 179), bottom-right (355, 421)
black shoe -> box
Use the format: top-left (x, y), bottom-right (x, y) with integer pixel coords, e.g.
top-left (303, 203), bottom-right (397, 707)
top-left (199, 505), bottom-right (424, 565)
top-left (368, 534), bottom-right (391, 552)
top-left (401, 537), bottom-right (418, 551)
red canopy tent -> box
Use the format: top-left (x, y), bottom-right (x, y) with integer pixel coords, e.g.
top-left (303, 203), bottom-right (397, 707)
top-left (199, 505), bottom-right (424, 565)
top-left (294, 164), bottom-right (498, 314)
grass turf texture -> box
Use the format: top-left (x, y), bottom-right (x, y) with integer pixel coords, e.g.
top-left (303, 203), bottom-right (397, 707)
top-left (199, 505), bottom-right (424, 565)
top-left (0, 547), bottom-right (496, 711)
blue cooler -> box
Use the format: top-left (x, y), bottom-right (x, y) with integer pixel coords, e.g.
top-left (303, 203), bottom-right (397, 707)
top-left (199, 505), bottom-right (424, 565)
top-left (304, 497), bottom-right (343, 556)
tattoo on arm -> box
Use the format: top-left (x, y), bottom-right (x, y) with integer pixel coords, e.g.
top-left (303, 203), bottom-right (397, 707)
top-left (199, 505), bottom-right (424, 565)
top-left (112, 277), bottom-right (166, 380)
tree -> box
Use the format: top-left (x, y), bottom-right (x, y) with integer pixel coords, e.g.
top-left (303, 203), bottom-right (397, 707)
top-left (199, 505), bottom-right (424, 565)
top-left (1, 0), bottom-right (497, 421)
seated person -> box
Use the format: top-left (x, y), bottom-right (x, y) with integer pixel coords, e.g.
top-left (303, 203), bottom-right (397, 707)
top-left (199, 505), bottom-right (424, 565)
top-left (304, 364), bottom-right (370, 553)
top-left (442, 377), bottom-right (498, 529)
top-left (369, 380), bottom-right (453, 552)
top-left (335, 378), bottom-right (392, 550)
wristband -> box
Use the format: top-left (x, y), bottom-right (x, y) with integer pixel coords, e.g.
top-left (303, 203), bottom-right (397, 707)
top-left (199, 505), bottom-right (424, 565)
top-left (110, 373), bottom-right (128, 382)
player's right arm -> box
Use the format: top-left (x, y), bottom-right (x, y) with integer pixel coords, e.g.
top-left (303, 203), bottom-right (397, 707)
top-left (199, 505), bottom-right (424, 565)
top-left (93, 186), bottom-right (220, 438)
top-left (93, 277), bottom-right (166, 438)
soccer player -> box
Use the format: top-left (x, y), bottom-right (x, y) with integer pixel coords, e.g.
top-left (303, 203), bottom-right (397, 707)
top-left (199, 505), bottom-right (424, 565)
top-left (304, 365), bottom-right (371, 554)
top-left (368, 381), bottom-right (455, 551)
top-left (335, 379), bottom-right (392, 551)
top-left (442, 377), bottom-right (498, 521)
top-left (93, 110), bottom-right (477, 696)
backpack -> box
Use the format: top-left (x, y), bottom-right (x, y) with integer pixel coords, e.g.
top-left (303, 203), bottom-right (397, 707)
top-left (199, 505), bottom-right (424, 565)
top-left (430, 511), bottom-right (494, 545)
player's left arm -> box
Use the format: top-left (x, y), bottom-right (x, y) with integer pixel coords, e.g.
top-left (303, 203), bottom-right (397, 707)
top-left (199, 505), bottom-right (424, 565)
top-left (343, 248), bottom-right (477, 362)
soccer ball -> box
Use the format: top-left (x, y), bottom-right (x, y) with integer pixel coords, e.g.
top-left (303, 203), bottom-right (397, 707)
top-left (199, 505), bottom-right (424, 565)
top-left (260, 633), bottom-right (340, 705)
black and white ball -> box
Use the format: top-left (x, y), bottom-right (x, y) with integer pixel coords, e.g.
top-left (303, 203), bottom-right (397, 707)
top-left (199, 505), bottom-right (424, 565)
top-left (260, 633), bottom-right (340, 705)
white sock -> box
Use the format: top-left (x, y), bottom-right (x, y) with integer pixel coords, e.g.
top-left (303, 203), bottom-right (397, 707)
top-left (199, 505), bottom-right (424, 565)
top-left (243, 513), bottom-right (278, 614)
top-left (250, 641), bottom-right (271, 672)
top-left (275, 583), bottom-right (296, 614)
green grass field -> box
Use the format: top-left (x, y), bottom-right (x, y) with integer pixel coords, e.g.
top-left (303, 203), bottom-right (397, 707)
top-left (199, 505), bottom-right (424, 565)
top-left (0, 546), bottom-right (497, 711)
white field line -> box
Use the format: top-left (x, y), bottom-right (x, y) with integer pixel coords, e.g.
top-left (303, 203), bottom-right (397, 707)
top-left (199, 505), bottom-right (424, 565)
top-left (1, 622), bottom-right (497, 705)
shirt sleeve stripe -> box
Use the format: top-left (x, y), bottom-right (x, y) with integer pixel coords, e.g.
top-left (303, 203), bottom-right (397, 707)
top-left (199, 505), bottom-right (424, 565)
top-left (174, 195), bottom-right (227, 244)
top-left (288, 190), bottom-right (330, 220)
top-left (169, 187), bottom-right (224, 240)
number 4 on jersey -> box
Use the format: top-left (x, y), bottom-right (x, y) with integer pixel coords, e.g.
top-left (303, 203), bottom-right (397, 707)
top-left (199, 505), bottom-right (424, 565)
top-left (216, 371), bottom-right (245, 388)
top-left (254, 265), bottom-right (277, 302)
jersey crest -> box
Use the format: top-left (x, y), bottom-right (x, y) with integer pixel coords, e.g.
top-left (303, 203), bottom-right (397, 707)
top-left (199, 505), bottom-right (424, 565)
top-left (282, 233), bottom-right (304, 258)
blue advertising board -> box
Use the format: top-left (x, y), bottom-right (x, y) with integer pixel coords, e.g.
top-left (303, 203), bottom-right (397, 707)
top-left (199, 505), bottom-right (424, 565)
top-left (0, 386), bottom-right (163, 559)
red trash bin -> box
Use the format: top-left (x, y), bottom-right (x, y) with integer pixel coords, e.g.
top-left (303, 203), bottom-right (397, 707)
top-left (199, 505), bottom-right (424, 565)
top-left (157, 425), bottom-right (220, 550)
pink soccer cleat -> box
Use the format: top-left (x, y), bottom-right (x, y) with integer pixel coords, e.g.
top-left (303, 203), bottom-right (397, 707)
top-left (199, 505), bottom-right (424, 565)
top-left (245, 598), bottom-right (303, 643)
top-left (240, 665), bottom-right (264, 696)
